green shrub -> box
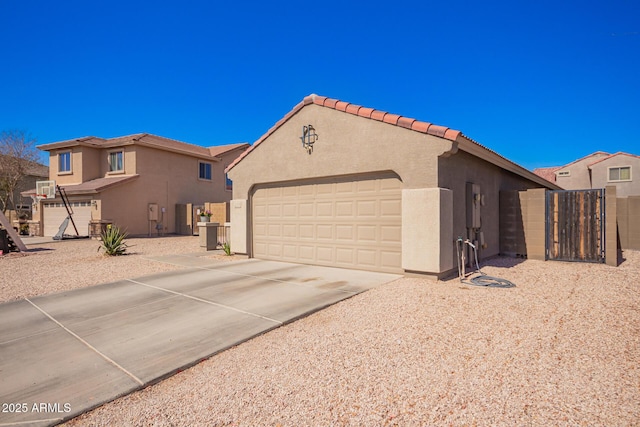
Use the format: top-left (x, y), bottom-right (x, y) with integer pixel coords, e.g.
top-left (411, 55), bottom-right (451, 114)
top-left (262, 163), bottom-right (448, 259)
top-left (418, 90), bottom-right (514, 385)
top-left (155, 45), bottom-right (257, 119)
top-left (222, 242), bottom-right (232, 256)
top-left (98, 225), bottom-right (129, 256)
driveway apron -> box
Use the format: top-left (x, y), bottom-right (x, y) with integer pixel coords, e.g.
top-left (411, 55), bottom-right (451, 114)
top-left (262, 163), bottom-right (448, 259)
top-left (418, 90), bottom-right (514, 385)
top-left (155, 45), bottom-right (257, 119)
top-left (0, 257), bottom-right (400, 426)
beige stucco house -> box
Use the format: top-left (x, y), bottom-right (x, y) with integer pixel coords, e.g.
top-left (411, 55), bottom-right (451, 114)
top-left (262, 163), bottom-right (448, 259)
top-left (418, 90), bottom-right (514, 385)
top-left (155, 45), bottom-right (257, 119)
top-left (33, 133), bottom-right (248, 236)
top-left (534, 151), bottom-right (640, 197)
top-left (226, 94), bottom-right (559, 277)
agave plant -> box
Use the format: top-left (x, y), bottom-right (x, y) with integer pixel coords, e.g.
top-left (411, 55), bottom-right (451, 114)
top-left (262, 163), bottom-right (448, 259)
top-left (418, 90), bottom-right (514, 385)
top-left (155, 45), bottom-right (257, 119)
top-left (98, 225), bottom-right (129, 256)
top-left (222, 242), bottom-right (232, 256)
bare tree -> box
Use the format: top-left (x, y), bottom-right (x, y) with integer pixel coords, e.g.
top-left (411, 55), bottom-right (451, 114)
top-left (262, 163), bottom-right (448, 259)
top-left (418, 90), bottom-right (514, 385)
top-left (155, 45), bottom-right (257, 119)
top-left (0, 130), bottom-right (40, 214)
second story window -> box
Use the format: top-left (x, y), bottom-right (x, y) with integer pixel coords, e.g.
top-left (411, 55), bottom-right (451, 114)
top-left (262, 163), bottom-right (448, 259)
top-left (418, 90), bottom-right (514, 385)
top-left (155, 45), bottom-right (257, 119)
top-left (199, 161), bottom-right (212, 180)
top-left (225, 165), bottom-right (232, 191)
top-left (608, 166), bottom-right (631, 182)
top-left (59, 151), bottom-right (71, 174)
top-left (109, 151), bottom-right (124, 172)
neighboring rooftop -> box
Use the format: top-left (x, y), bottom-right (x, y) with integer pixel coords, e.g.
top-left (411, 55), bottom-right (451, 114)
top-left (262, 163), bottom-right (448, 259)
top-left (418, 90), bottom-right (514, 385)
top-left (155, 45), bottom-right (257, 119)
top-left (37, 134), bottom-right (248, 161)
top-left (532, 166), bottom-right (561, 183)
top-left (533, 151), bottom-right (640, 181)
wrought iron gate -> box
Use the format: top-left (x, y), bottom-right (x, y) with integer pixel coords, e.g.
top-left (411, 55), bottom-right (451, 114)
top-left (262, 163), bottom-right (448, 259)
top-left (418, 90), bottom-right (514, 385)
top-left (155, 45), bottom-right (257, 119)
top-left (546, 189), bottom-right (605, 262)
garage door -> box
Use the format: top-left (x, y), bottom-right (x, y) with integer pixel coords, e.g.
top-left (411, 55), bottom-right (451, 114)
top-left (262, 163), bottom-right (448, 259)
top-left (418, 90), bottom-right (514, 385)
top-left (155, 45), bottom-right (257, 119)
top-left (43, 201), bottom-right (92, 236)
top-left (252, 175), bottom-right (402, 273)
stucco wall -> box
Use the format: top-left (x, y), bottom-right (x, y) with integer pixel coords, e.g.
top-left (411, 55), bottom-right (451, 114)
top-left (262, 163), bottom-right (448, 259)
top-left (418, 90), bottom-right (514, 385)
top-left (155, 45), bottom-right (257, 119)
top-left (95, 146), bottom-right (225, 235)
top-left (228, 104), bottom-right (455, 198)
top-left (590, 156), bottom-right (640, 197)
top-left (49, 147), bottom-right (84, 185)
top-left (555, 153), bottom-right (609, 190)
top-left (438, 150), bottom-right (542, 267)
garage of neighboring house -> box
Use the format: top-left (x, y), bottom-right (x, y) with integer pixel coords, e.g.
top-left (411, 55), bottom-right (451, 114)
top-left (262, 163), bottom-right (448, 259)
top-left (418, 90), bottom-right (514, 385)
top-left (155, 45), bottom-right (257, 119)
top-left (226, 94), bottom-right (559, 277)
top-left (42, 200), bottom-right (92, 236)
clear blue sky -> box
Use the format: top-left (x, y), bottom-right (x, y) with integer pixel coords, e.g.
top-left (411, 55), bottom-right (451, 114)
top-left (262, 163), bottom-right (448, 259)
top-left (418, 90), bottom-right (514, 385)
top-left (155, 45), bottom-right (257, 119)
top-left (1, 0), bottom-right (638, 170)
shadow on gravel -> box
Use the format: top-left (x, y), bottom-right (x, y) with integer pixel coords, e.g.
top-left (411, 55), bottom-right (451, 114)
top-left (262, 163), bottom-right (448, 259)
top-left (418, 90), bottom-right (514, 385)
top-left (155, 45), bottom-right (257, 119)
top-left (478, 255), bottom-right (527, 269)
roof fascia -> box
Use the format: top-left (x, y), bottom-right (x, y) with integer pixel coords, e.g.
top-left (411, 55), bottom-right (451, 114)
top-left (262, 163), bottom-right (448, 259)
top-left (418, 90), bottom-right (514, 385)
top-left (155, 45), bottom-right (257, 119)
top-left (456, 135), bottom-right (562, 190)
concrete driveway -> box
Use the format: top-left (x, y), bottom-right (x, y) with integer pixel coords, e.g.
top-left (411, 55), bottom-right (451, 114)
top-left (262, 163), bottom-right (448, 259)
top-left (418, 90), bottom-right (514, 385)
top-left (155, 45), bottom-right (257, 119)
top-left (0, 256), bottom-right (400, 426)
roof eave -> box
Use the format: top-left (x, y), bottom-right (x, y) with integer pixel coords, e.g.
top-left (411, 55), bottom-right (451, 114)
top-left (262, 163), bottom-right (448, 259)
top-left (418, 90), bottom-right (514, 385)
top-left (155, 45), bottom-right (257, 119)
top-left (132, 139), bottom-right (221, 161)
top-left (456, 136), bottom-right (562, 190)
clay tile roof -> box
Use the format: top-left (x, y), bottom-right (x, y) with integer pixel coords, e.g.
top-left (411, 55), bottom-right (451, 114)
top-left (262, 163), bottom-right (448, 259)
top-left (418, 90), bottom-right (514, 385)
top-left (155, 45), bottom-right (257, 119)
top-left (345, 104), bottom-right (361, 115)
top-left (335, 101), bottom-right (349, 112)
top-left (357, 107), bottom-right (374, 119)
top-left (370, 110), bottom-right (387, 121)
top-left (533, 167), bottom-right (560, 182)
top-left (397, 116), bottom-right (416, 130)
top-left (587, 151), bottom-right (640, 167)
top-left (383, 113), bottom-right (401, 125)
top-left (324, 98), bottom-right (339, 108)
top-left (411, 121), bottom-right (430, 133)
top-left (208, 143), bottom-right (250, 158)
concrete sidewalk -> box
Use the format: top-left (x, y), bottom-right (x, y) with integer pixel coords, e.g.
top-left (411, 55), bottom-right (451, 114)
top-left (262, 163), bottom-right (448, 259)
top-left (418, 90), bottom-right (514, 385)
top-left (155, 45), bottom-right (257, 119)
top-left (0, 257), bottom-right (400, 426)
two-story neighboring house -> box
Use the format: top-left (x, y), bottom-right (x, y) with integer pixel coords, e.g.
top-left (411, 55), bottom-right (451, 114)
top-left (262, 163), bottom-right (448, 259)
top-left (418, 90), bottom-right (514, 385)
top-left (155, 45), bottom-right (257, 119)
top-left (534, 151), bottom-right (640, 197)
top-left (33, 133), bottom-right (248, 236)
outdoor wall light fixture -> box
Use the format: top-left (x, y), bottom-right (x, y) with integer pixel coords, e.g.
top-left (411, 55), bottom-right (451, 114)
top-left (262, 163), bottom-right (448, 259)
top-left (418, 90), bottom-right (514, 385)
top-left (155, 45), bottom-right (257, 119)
top-left (300, 124), bottom-right (318, 154)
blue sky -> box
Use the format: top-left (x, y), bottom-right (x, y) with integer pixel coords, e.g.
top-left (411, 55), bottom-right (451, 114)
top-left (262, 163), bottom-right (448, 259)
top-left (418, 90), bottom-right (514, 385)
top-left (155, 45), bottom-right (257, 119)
top-left (1, 0), bottom-right (638, 170)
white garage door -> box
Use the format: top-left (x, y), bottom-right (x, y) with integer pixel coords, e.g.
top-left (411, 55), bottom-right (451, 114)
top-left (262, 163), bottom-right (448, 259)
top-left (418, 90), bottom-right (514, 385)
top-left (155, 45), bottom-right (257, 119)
top-left (252, 175), bottom-right (402, 273)
top-left (43, 201), bottom-right (92, 236)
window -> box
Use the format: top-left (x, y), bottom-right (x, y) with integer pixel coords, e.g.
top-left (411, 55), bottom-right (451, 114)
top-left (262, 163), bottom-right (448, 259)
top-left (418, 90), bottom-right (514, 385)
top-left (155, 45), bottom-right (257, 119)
top-left (108, 151), bottom-right (124, 172)
top-left (225, 165), bottom-right (232, 191)
top-left (59, 151), bottom-right (71, 173)
top-left (199, 162), bottom-right (212, 180)
top-left (608, 166), bottom-right (631, 182)
top-left (557, 171), bottom-right (570, 177)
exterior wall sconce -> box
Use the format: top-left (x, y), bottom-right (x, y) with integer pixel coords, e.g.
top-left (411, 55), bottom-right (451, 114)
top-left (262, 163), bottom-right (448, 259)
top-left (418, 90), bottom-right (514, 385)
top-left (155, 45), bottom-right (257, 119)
top-left (300, 125), bottom-right (318, 154)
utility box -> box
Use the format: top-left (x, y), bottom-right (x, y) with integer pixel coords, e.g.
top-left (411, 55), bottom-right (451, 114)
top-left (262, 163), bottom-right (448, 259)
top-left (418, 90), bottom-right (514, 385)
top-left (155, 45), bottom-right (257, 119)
top-left (148, 204), bottom-right (159, 221)
top-left (466, 183), bottom-right (481, 229)
top-left (199, 222), bottom-right (220, 250)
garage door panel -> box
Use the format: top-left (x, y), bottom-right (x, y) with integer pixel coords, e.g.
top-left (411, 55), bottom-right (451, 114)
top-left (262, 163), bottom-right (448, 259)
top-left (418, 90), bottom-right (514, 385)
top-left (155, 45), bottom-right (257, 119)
top-left (267, 244), bottom-right (282, 257)
top-left (357, 180), bottom-right (377, 192)
top-left (336, 248), bottom-right (354, 264)
top-left (299, 203), bottom-right (314, 217)
top-left (335, 225), bottom-right (354, 241)
top-left (299, 224), bottom-right (314, 239)
top-left (282, 203), bottom-right (297, 217)
top-left (252, 176), bottom-right (402, 273)
top-left (282, 224), bottom-right (297, 238)
top-left (316, 183), bottom-right (334, 195)
top-left (282, 186), bottom-right (298, 197)
top-left (299, 246), bottom-right (315, 261)
top-left (381, 251), bottom-right (402, 268)
top-left (381, 225), bottom-right (401, 243)
top-left (298, 186), bottom-right (315, 196)
top-left (357, 225), bottom-right (377, 242)
top-left (317, 224), bottom-right (333, 240)
top-left (316, 202), bottom-right (333, 217)
top-left (356, 200), bottom-right (376, 216)
top-left (356, 249), bottom-right (377, 267)
top-left (267, 224), bottom-right (281, 237)
top-left (336, 181), bottom-right (355, 194)
top-left (316, 247), bottom-right (333, 262)
top-left (380, 199), bottom-right (402, 217)
top-left (335, 201), bottom-right (354, 217)
top-left (283, 245), bottom-right (297, 258)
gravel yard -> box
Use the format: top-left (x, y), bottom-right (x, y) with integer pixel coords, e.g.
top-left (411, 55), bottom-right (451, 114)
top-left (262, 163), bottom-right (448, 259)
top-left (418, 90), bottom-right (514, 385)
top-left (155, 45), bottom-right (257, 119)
top-left (0, 235), bottom-right (233, 303)
top-left (3, 238), bottom-right (639, 426)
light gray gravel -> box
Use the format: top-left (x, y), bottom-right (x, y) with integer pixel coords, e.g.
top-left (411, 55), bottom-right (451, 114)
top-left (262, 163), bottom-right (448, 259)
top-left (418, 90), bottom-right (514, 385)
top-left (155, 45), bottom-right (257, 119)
top-left (42, 246), bottom-right (639, 426)
top-left (0, 235), bottom-right (235, 303)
